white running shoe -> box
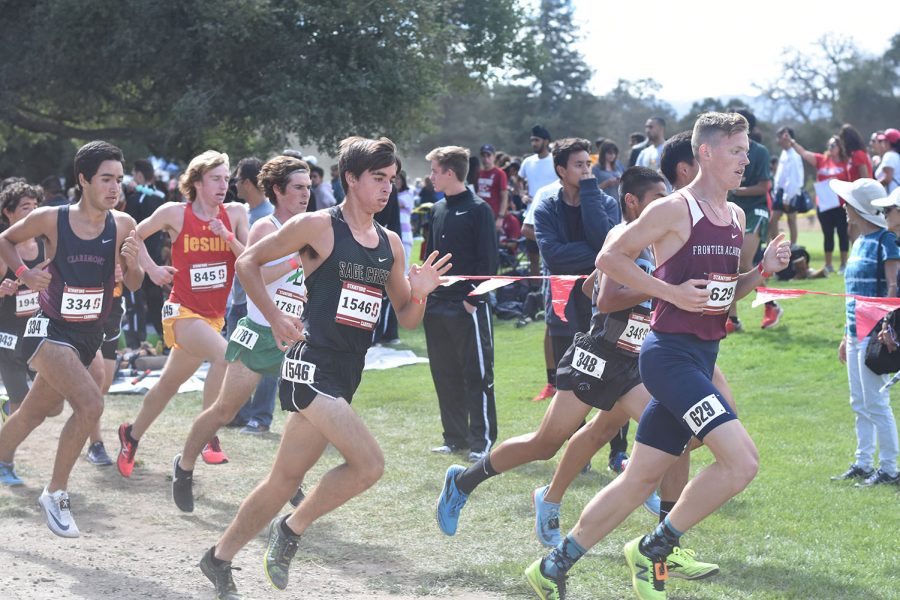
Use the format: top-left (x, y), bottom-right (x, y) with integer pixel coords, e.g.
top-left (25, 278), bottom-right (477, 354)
top-left (38, 487), bottom-right (80, 538)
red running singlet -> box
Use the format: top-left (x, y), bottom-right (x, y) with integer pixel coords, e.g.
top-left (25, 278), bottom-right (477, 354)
top-left (169, 203), bottom-right (236, 319)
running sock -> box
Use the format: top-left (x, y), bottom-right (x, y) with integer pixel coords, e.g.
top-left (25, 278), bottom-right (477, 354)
top-left (280, 515), bottom-right (301, 538)
top-left (454, 453), bottom-right (499, 495)
top-left (541, 534), bottom-right (587, 579)
top-left (639, 516), bottom-right (684, 560)
top-left (175, 460), bottom-right (192, 476)
top-left (547, 369), bottom-right (556, 385)
top-left (209, 547), bottom-right (228, 567)
top-left (659, 501), bottom-right (676, 524)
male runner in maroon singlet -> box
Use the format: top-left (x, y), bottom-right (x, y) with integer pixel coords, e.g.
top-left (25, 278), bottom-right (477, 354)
top-left (524, 113), bottom-right (791, 600)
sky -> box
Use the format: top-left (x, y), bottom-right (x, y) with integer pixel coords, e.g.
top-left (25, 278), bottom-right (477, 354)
top-left (572, 0), bottom-right (896, 112)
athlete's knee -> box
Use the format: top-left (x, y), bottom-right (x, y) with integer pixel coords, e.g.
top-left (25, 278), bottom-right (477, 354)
top-left (46, 399), bottom-right (65, 418)
top-left (725, 446), bottom-right (759, 492)
top-left (74, 394), bottom-right (104, 423)
top-left (355, 449), bottom-right (385, 488)
top-left (210, 400), bottom-right (239, 426)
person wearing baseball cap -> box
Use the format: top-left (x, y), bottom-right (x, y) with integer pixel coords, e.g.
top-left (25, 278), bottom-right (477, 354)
top-left (829, 177), bottom-right (900, 487)
top-left (875, 128), bottom-right (900, 193)
top-left (475, 144), bottom-right (508, 230)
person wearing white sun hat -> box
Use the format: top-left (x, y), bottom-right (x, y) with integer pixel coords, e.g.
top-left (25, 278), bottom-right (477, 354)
top-left (829, 177), bottom-right (900, 487)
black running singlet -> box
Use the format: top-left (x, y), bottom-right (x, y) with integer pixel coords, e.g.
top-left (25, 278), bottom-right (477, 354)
top-left (0, 239), bottom-right (45, 331)
top-left (302, 205), bottom-right (394, 355)
top-left (39, 205), bottom-right (117, 332)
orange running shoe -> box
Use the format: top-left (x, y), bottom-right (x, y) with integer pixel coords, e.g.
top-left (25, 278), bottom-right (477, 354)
top-left (201, 435), bottom-right (230, 465)
top-left (116, 423), bottom-right (139, 478)
top-left (532, 383), bottom-right (556, 402)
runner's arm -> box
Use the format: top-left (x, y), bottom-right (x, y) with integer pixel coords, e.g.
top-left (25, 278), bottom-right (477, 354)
top-left (596, 199), bottom-right (709, 313)
top-left (115, 213), bottom-right (144, 291)
top-left (0, 208), bottom-right (55, 291)
top-left (386, 232), bottom-right (452, 329)
top-left (734, 229), bottom-right (791, 301)
top-left (136, 203), bottom-right (181, 283)
top-left (248, 220), bottom-right (300, 285)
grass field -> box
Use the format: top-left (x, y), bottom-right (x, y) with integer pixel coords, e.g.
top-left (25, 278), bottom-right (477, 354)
top-left (3, 229), bottom-right (898, 599)
top-left (322, 229), bottom-right (899, 599)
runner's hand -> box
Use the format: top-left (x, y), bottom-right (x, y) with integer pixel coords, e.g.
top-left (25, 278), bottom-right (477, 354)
top-left (669, 279), bottom-right (710, 313)
top-left (209, 218), bottom-right (228, 240)
top-left (761, 233), bottom-right (791, 274)
top-left (121, 229), bottom-right (141, 269)
top-left (408, 251), bottom-right (452, 298)
top-left (271, 312), bottom-right (304, 352)
top-left (838, 337), bottom-right (847, 364)
top-left (149, 264), bottom-right (178, 286)
top-left (0, 278), bottom-right (17, 297)
top-left (114, 262), bottom-right (124, 283)
top-left (19, 260), bottom-right (52, 292)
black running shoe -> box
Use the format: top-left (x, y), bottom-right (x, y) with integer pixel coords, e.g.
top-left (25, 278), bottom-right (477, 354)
top-left (172, 454), bottom-right (194, 513)
top-left (289, 486), bottom-right (305, 508)
top-left (831, 464), bottom-right (874, 481)
top-left (264, 516), bottom-right (301, 590)
top-left (199, 546), bottom-right (242, 600)
top-left (855, 469), bottom-right (900, 487)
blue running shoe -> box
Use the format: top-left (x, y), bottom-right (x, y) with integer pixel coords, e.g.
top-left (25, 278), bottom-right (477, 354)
top-left (533, 485), bottom-right (561, 547)
top-left (436, 465), bottom-right (468, 535)
top-left (0, 461), bottom-right (24, 486)
top-left (608, 451), bottom-right (629, 474)
top-left (643, 490), bottom-right (661, 516)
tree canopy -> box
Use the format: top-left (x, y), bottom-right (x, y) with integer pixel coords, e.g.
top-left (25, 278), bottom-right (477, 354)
top-left (0, 0), bottom-right (524, 165)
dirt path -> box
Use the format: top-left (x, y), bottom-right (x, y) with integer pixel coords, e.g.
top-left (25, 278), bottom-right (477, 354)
top-left (0, 399), bottom-right (506, 600)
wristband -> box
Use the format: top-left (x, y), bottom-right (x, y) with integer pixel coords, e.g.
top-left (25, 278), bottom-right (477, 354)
top-left (758, 262), bottom-right (772, 279)
top-left (288, 257), bottom-right (300, 270)
top-left (14, 265), bottom-right (27, 278)
top-left (411, 294), bottom-right (427, 305)
top-left (226, 232), bottom-right (235, 243)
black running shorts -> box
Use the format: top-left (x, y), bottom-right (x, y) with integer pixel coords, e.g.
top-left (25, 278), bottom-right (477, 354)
top-left (555, 332), bottom-right (642, 411)
top-left (21, 313), bottom-right (104, 368)
top-left (279, 341), bottom-right (365, 411)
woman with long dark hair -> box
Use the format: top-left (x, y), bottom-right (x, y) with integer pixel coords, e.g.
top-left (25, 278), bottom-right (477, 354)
top-left (840, 124), bottom-right (873, 181)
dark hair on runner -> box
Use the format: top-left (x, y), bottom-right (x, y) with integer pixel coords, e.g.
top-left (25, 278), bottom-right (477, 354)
top-left (660, 131), bottom-right (695, 186)
top-left (74, 141), bottom-right (124, 191)
top-left (552, 138), bottom-right (592, 173)
top-left (777, 126), bottom-right (795, 139)
top-left (338, 137), bottom-right (399, 192)
top-left (234, 157), bottom-right (263, 187)
top-left (619, 166), bottom-right (666, 217)
top-left (598, 140), bottom-right (619, 169)
top-left (1, 176), bottom-right (26, 192)
top-left (733, 107), bottom-right (756, 131)
top-left (425, 146), bottom-right (478, 181)
top-left (133, 158), bottom-right (154, 182)
top-left (691, 112), bottom-right (749, 156)
top-left (0, 181), bottom-right (44, 226)
top-left (257, 156), bottom-right (308, 204)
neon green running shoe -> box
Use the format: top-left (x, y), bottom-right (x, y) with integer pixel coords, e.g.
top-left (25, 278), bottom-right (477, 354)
top-left (525, 558), bottom-right (566, 599)
top-left (666, 546), bottom-right (719, 580)
top-left (624, 536), bottom-right (667, 600)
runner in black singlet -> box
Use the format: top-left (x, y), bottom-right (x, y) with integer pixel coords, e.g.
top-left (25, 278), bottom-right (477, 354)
top-left (197, 137), bottom-right (451, 599)
top-left (0, 141), bottom-right (144, 538)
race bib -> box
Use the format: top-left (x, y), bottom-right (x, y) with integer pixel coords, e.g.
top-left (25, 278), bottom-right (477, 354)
top-left (15, 289), bottom-right (40, 317)
top-left (704, 273), bottom-right (737, 315)
top-left (24, 316), bottom-right (49, 338)
top-left (0, 331), bottom-right (18, 349)
top-left (335, 281), bottom-right (382, 330)
top-left (230, 324), bottom-right (259, 350)
top-left (281, 358), bottom-right (316, 384)
top-left (274, 288), bottom-right (305, 318)
top-left (571, 346), bottom-right (606, 379)
top-left (617, 312), bottom-right (651, 353)
top-left (60, 286), bottom-right (104, 321)
top-left (189, 262), bottom-right (228, 291)
top-left (162, 302), bottom-right (181, 320)
top-left (683, 393), bottom-right (728, 436)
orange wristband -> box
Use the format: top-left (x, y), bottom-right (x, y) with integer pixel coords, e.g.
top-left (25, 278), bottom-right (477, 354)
top-left (14, 265), bottom-right (27, 278)
top-left (411, 294), bottom-right (427, 305)
top-left (226, 232), bottom-right (235, 243)
top-left (758, 262), bottom-right (772, 278)
top-left (288, 257), bottom-right (300, 270)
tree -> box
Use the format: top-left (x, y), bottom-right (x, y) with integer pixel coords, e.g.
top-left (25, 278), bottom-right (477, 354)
top-left (0, 0), bottom-right (525, 164)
